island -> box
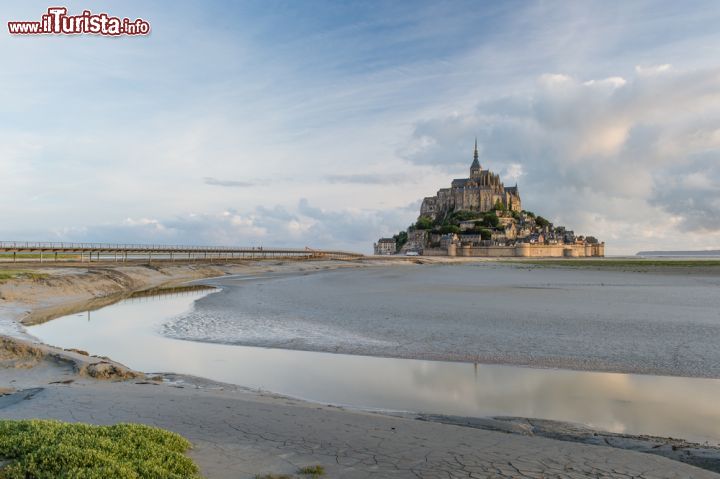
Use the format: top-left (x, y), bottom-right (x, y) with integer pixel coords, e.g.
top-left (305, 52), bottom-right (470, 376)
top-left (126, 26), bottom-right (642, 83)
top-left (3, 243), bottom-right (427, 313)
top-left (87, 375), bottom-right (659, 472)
top-left (376, 140), bottom-right (604, 257)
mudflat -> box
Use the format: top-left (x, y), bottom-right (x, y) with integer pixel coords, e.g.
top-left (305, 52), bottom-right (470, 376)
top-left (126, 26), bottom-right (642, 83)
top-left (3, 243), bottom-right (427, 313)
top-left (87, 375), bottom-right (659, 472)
top-left (164, 261), bottom-right (720, 377)
top-left (3, 368), bottom-right (719, 479)
top-left (2, 258), bottom-right (720, 478)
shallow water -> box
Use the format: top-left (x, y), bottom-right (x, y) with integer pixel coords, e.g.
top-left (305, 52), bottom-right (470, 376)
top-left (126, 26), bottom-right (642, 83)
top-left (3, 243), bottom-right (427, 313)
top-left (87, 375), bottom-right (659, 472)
top-left (28, 282), bottom-right (720, 445)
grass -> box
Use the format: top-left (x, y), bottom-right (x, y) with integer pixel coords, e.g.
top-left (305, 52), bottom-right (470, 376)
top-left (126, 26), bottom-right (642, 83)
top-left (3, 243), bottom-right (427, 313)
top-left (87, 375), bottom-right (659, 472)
top-left (0, 253), bottom-right (79, 260)
top-left (0, 419), bottom-right (201, 479)
top-left (298, 465), bottom-right (325, 476)
top-left (0, 270), bottom-right (48, 282)
top-left (255, 465), bottom-right (325, 479)
top-left (507, 259), bottom-right (720, 268)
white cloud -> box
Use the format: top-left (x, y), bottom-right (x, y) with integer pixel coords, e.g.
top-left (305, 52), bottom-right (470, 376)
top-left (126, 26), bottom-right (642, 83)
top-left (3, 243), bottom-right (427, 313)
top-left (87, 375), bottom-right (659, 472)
top-left (48, 199), bottom-right (417, 254)
top-left (635, 64), bottom-right (673, 76)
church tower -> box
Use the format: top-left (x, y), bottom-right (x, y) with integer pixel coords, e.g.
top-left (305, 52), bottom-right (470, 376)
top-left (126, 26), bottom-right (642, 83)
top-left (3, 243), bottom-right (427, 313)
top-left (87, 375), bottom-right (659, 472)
top-left (470, 138), bottom-right (481, 179)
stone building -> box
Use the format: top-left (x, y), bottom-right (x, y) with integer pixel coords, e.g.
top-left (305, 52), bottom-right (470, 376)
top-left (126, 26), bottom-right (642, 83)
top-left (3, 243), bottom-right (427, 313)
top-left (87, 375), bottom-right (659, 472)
top-left (420, 140), bottom-right (521, 221)
top-left (374, 238), bottom-right (396, 255)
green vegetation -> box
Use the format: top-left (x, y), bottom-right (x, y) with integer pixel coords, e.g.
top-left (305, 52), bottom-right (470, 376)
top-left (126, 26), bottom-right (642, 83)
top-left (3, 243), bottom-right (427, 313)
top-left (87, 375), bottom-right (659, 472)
top-left (448, 210), bottom-right (482, 222)
top-left (298, 464), bottom-right (325, 477)
top-left (481, 211), bottom-right (499, 228)
top-left (254, 465), bottom-right (325, 479)
top-left (522, 210), bottom-right (535, 218)
top-left (493, 199), bottom-right (506, 211)
top-left (509, 259), bottom-right (720, 269)
top-left (438, 210), bottom-right (498, 230)
top-left (415, 216), bottom-right (433, 230)
top-left (479, 228), bottom-right (492, 240)
top-left (0, 270), bottom-right (47, 282)
top-left (535, 216), bottom-right (550, 228)
top-left (393, 231), bottom-right (408, 252)
top-left (439, 225), bottom-right (460, 234)
top-left (0, 253), bottom-right (78, 259)
top-left (0, 419), bottom-right (200, 479)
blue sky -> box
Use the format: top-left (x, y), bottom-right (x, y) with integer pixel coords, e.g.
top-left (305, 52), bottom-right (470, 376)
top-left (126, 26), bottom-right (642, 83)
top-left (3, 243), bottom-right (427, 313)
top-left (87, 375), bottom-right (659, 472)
top-left (2, 1), bottom-right (720, 253)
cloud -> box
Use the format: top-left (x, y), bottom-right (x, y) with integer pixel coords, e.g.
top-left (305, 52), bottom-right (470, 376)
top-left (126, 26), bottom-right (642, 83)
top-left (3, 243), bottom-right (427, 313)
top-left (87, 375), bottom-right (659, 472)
top-left (203, 177), bottom-right (256, 188)
top-left (5, 1), bottom-right (720, 256)
top-left (324, 173), bottom-right (416, 185)
top-left (635, 64), bottom-right (673, 76)
top-left (651, 154), bottom-right (720, 231)
top-left (50, 199), bottom-right (417, 253)
top-left (401, 66), bottom-right (720, 252)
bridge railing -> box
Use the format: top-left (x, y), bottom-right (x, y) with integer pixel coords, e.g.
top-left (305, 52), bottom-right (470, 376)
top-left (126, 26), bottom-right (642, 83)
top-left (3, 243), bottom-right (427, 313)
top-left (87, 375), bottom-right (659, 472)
top-left (0, 241), bottom-right (274, 251)
top-left (0, 241), bottom-right (363, 258)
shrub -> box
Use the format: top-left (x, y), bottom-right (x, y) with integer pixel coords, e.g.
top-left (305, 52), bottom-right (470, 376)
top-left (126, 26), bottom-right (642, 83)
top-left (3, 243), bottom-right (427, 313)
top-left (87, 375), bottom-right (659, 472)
top-left (482, 212), bottom-right (499, 228)
top-left (415, 216), bottom-right (433, 230)
top-left (439, 225), bottom-right (460, 235)
top-left (493, 199), bottom-right (506, 211)
top-left (0, 419), bottom-right (200, 479)
top-left (479, 229), bottom-right (492, 240)
top-left (450, 210), bottom-right (482, 223)
top-left (392, 231), bottom-right (408, 252)
top-left (298, 464), bottom-right (326, 476)
top-left (535, 216), bottom-right (550, 228)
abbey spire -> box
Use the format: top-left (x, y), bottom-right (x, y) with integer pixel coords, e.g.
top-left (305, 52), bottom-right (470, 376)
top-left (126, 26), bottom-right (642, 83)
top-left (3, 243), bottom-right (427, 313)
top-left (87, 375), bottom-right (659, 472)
top-left (470, 137), bottom-right (481, 178)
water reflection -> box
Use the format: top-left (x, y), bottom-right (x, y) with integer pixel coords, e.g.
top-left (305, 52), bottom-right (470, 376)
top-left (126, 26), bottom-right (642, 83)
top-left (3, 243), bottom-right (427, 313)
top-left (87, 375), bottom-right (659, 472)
top-left (28, 288), bottom-right (720, 445)
top-left (128, 284), bottom-right (216, 300)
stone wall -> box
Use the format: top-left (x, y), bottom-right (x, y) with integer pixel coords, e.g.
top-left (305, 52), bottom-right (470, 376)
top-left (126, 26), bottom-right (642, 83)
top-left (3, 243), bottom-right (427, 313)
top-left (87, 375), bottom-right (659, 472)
top-left (425, 243), bottom-right (604, 258)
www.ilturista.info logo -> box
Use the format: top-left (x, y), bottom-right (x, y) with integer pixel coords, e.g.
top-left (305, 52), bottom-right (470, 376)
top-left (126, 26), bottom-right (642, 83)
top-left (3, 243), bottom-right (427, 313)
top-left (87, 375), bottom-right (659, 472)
top-left (8, 7), bottom-right (150, 36)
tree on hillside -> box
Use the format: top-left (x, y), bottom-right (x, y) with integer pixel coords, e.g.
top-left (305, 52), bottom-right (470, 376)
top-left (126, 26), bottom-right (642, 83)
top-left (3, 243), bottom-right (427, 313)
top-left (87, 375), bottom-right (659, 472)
top-left (482, 211), bottom-right (499, 228)
top-left (450, 210), bottom-right (482, 223)
top-left (393, 231), bottom-right (408, 251)
top-left (415, 216), bottom-right (433, 230)
top-left (439, 225), bottom-right (460, 235)
top-left (535, 216), bottom-right (550, 228)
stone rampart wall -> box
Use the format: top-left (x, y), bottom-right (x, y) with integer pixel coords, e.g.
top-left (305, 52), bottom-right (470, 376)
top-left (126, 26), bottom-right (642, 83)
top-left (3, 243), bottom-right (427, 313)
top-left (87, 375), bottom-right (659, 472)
top-left (423, 243), bottom-right (604, 258)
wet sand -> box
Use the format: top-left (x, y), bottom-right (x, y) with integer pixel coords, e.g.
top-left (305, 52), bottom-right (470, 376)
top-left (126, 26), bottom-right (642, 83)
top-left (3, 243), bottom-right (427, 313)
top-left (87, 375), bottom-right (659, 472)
top-left (27, 287), bottom-right (720, 445)
top-left (166, 262), bottom-right (720, 378)
top-left (2, 259), bottom-right (720, 478)
top-left (3, 360), bottom-right (719, 478)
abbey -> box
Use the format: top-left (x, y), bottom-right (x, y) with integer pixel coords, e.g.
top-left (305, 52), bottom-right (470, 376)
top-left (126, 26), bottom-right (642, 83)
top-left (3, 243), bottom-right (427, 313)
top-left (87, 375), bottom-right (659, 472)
top-left (374, 138), bottom-right (604, 257)
top-left (420, 140), bottom-right (521, 221)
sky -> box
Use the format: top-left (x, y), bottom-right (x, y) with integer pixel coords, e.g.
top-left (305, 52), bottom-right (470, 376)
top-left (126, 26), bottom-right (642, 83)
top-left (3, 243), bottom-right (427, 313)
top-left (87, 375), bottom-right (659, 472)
top-left (2, 1), bottom-right (720, 254)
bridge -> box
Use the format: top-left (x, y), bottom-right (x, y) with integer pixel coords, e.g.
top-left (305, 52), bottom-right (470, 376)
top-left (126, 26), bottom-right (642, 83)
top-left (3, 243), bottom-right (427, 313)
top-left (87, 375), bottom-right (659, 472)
top-left (0, 241), bottom-right (363, 263)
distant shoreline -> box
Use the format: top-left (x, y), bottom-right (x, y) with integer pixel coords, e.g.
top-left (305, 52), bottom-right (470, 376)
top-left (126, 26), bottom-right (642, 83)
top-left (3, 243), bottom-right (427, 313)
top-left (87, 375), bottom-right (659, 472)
top-left (637, 250), bottom-right (720, 257)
